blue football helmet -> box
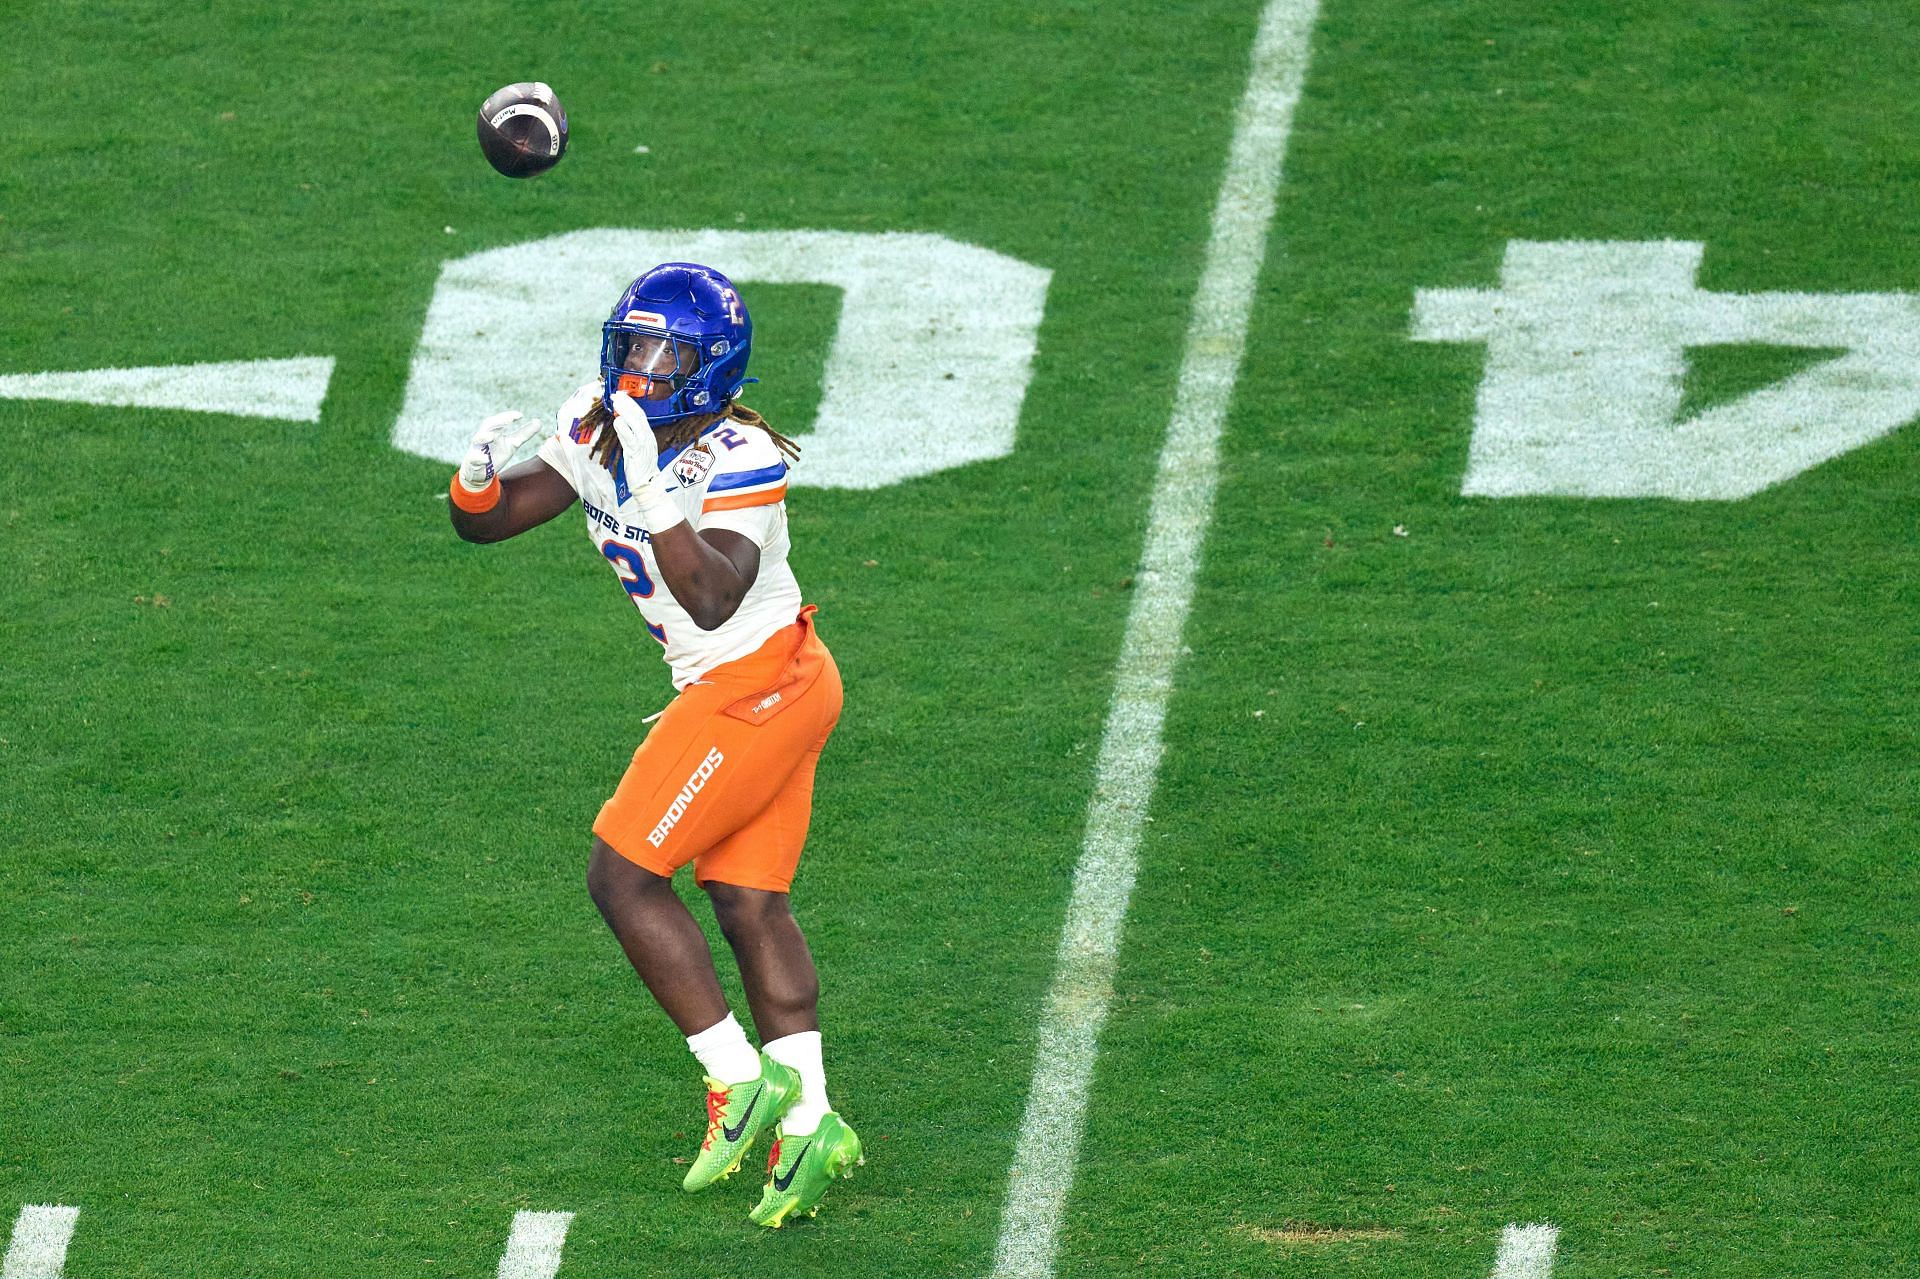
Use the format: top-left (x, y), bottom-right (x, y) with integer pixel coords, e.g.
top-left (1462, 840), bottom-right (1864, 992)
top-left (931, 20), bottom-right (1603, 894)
top-left (599, 262), bottom-right (752, 425)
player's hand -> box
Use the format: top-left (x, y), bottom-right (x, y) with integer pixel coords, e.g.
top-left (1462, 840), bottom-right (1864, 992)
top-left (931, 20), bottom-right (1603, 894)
top-left (458, 410), bottom-right (543, 492)
top-left (608, 392), bottom-right (687, 533)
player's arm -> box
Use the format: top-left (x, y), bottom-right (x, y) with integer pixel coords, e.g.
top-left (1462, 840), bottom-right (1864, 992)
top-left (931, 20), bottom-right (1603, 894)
top-left (605, 393), bottom-right (760, 631)
top-left (649, 523), bottom-right (761, 630)
top-left (447, 411), bottom-right (579, 543)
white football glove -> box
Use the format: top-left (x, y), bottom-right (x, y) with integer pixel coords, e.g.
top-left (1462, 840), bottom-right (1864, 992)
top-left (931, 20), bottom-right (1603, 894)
top-left (608, 391), bottom-right (687, 533)
top-left (457, 410), bottom-right (544, 493)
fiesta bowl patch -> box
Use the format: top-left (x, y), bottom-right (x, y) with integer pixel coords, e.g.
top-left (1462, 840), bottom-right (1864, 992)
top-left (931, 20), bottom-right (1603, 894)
top-left (673, 445), bottom-right (716, 488)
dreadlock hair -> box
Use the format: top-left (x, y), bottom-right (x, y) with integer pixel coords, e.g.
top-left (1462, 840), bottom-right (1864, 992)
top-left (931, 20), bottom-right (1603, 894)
top-left (581, 397), bottom-right (801, 474)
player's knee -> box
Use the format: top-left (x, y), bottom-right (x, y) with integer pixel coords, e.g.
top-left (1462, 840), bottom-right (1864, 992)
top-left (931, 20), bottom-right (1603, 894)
top-left (585, 839), bottom-right (621, 910)
top-left (586, 836), bottom-right (668, 910)
top-left (705, 881), bottom-right (789, 942)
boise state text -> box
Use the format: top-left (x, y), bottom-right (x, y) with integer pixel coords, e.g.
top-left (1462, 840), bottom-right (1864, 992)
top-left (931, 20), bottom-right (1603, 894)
top-left (582, 498), bottom-right (650, 542)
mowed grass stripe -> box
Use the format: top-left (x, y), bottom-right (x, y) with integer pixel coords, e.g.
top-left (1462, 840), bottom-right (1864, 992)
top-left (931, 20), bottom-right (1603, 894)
top-left (989, 3), bottom-right (1322, 1277)
top-left (1060, 3), bottom-right (1920, 1276)
top-left (1, 4), bottom-right (1272, 1276)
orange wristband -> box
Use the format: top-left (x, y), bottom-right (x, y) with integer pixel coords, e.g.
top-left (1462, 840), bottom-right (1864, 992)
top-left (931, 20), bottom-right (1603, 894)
top-left (450, 473), bottom-right (502, 513)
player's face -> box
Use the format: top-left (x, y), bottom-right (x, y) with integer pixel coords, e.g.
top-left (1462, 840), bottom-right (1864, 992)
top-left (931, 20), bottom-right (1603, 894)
top-left (617, 333), bottom-right (700, 400)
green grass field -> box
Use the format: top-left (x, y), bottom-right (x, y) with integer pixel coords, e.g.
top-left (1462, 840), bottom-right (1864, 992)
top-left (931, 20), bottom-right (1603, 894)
top-left (3, 2), bottom-right (1915, 1276)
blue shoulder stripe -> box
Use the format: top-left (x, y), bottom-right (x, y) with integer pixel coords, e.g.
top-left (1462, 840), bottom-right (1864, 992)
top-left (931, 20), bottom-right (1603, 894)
top-left (707, 461), bottom-right (789, 493)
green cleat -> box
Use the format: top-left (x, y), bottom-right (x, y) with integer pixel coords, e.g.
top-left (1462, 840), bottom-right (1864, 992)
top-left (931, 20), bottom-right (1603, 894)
top-left (682, 1055), bottom-right (800, 1193)
top-left (748, 1112), bottom-right (863, 1228)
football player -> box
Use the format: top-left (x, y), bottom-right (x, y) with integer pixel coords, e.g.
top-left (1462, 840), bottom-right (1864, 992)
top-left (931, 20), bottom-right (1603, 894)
top-left (446, 263), bottom-right (860, 1227)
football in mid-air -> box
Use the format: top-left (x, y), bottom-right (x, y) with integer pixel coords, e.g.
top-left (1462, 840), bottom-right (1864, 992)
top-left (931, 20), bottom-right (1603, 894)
top-left (476, 82), bottom-right (568, 178)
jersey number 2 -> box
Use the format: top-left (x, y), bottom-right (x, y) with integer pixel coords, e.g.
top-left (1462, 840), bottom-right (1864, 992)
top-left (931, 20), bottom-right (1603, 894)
top-left (600, 541), bottom-right (668, 645)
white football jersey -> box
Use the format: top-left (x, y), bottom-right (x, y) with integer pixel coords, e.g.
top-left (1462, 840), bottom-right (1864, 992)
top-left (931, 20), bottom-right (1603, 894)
top-left (537, 383), bottom-right (804, 688)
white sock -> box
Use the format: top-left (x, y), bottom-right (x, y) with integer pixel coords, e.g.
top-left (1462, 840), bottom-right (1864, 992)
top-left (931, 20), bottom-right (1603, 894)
top-left (763, 1030), bottom-right (832, 1133)
top-left (686, 1012), bottom-right (761, 1085)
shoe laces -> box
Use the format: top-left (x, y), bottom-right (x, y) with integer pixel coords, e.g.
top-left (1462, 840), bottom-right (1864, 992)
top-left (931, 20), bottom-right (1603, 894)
top-left (701, 1085), bottom-right (728, 1152)
top-left (765, 1137), bottom-right (783, 1173)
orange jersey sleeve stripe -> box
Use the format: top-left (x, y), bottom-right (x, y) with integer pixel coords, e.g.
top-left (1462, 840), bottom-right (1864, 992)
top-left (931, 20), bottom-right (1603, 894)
top-left (449, 473), bottom-right (502, 513)
top-left (703, 484), bottom-right (786, 513)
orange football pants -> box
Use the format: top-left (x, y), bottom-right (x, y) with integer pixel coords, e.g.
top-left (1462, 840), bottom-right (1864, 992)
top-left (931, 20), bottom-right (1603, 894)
top-left (594, 607), bottom-right (842, 892)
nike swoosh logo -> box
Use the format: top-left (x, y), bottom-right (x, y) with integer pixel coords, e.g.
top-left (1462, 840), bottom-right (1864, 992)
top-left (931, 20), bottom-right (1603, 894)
top-left (721, 1088), bottom-right (761, 1143)
top-left (772, 1140), bottom-right (813, 1191)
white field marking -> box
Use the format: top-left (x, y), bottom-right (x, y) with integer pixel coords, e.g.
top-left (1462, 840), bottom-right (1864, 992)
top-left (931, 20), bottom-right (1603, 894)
top-left (2, 1205), bottom-right (79, 1279)
top-left (1489, 1223), bottom-right (1560, 1279)
top-left (1412, 239), bottom-right (1920, 499)
top-left (0, 357), bottom-right (335, 423)
top-left (496, 1210), bottom-right (574, 1279)
top-left (390, 230), bottom-right (1052, 490)
top-left (987, 2), bottom-right (1320, 1277)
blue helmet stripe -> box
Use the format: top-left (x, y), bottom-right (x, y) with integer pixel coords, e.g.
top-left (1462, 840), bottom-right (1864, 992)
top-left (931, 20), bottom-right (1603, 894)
top-left (707, 461), bottom-right (788, 493)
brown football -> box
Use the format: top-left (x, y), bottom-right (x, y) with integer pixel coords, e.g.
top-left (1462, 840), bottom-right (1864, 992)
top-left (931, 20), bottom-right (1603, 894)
top-left (476, 82), bottom-right (568, 178)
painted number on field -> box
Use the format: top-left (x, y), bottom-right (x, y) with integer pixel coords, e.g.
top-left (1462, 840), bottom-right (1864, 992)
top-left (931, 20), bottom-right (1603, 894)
top-left (1413, 240), bottom-right (1920, 499)
top-left (390, 229), bottom-right (1052, 490)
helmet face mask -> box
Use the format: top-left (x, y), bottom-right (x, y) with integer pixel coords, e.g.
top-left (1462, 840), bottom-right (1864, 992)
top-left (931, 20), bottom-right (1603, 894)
top-left (599, 263), bottom-right (752, 426)
top-left (606, 330), bottom-right (701, 401)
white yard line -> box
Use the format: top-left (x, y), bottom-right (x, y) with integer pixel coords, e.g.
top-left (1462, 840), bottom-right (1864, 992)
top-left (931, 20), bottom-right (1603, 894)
top-left (2, 1206), bottom-right (79, 1279)
top-left (987, 3), bottom-right (1321, 1277)
top-left (1491, 1224), bottom-right (1561, 1279)
top-left (495, 1211), bottom-right (574, 1279)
